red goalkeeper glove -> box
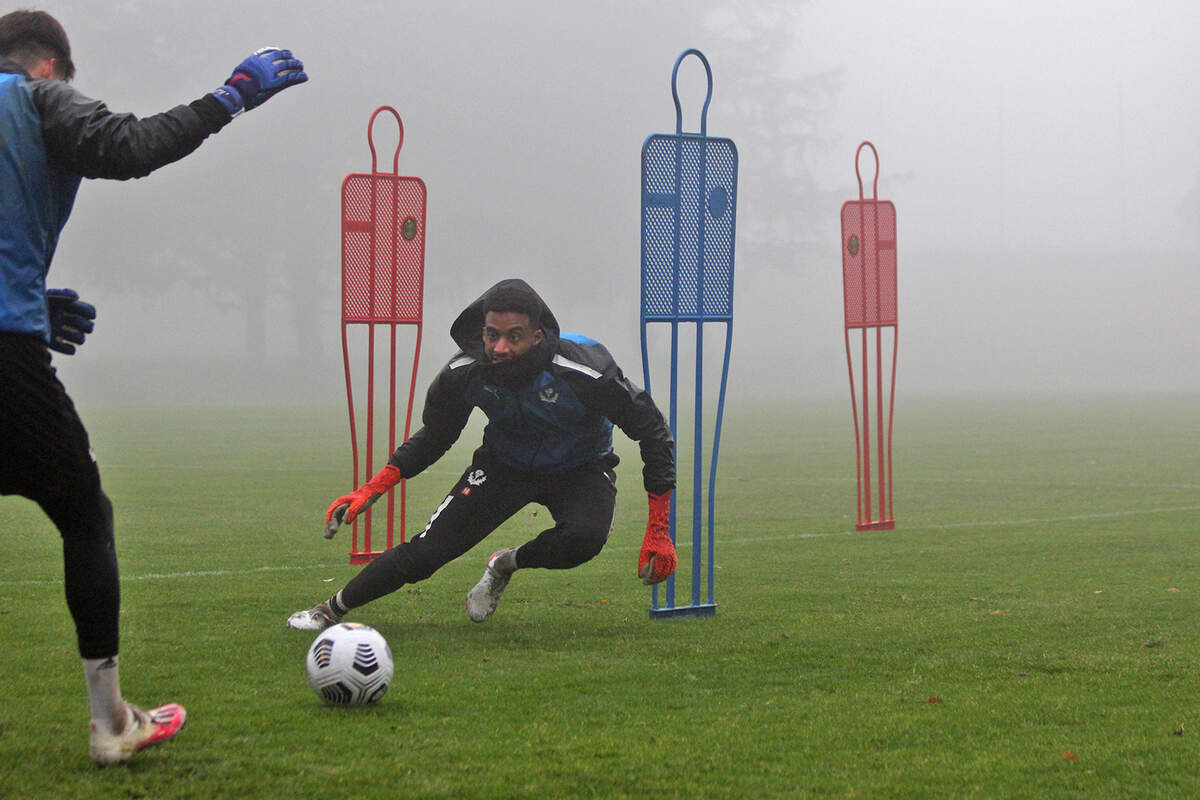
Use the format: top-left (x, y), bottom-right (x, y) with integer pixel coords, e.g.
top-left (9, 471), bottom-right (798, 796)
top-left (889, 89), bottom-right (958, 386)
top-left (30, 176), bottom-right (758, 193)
top-left (638, 490), bottom-right (677, 585)
top-left (323, 464), bottom-right (402, 539)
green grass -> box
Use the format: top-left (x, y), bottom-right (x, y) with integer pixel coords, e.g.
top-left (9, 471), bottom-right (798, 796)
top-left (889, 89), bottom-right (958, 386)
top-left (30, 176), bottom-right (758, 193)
top-left (0, 395), bottom-right (1197, 798)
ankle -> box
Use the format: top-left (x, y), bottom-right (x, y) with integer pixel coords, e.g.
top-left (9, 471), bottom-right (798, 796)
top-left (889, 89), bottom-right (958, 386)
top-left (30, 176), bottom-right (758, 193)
top-left (327, 593), bottom-right (349, 618)
top-left (83, 656), bottom-right (125, 730)
top-left (92, 702), bottom-right (133, 736)
top-left (492, 548), bottom-right (518, 576)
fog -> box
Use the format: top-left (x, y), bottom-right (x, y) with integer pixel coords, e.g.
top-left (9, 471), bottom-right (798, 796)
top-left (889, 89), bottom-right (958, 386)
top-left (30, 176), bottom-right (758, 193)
top-left (41, 0), bottom-right (1200, 409)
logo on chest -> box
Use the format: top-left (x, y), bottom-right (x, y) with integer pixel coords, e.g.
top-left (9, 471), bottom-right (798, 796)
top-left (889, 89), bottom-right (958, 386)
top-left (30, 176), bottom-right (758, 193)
top-left (539, 386), bottom-right (558, 404)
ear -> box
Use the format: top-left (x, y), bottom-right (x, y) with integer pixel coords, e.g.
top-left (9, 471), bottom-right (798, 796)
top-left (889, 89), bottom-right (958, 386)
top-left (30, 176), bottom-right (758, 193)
top-left (533, 329), bottom-right (544, 345)
top-left (31, 57), bottom-right (58, 80)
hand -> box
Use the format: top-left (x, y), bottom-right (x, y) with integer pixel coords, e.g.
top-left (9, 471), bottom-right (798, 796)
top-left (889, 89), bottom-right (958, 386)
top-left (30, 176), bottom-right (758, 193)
top-left (45, 288), bottom-right (96, 355)
top-left (322, 464), bottom-right (402, 539)
top-left (212, 47), bottom-right (307, 116)
top-left (638, 490), bottom-right (677, 585)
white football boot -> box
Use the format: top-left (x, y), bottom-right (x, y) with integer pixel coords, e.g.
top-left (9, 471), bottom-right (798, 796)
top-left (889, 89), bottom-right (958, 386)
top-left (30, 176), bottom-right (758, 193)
top-left (90, 702), bottom-right (186, 765)
top-left (287, 601), bottom-right (341, 631)
top-left (466, 549), bottom-right (516, 623)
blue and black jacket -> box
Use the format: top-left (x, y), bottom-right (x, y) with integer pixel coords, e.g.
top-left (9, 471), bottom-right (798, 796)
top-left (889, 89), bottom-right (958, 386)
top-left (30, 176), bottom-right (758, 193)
top-left (0, 56), bottom-right (230, 341)
top-left (387, 279), bottom-right (676, 495)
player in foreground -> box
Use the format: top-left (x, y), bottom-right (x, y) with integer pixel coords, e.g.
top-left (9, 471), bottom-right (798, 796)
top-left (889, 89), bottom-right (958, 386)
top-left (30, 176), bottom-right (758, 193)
top-left (0, 10), bottom-right (307, 765)
top-left (289, 278), bottom-right (678, 631)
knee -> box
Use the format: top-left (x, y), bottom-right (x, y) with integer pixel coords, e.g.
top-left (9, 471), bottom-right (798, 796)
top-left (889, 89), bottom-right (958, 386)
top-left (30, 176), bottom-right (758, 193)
top-left (378, 540), bottom-right (442, 585)
top-left (522, 518), bottom-right (609, 570)
top-left (569, 521), bottom-right (609, 564)
top-left (91, 491), bottom-right (114, 538)
top-left (75, 489), bottom-right (113, 542)
top-left (43, 487), bottom-right (113, 543)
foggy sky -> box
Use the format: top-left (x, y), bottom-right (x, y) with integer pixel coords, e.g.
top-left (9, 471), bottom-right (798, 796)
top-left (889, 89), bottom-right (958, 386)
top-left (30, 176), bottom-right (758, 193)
top-left (40, 0), bottom-right (1200, 407)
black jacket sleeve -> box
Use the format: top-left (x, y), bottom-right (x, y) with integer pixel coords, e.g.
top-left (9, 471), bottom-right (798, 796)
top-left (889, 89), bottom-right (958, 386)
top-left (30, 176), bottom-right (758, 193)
top-left (386, 361), bottom-right (474, 479)
top-left (31, 79), bottom-right (230, 180)
top-left (572, 350), bottom-right (676, 496)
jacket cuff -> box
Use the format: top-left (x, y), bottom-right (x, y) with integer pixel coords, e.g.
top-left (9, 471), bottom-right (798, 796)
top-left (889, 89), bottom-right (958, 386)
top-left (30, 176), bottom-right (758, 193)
top-left (190, 94), bottom-right (235, 131)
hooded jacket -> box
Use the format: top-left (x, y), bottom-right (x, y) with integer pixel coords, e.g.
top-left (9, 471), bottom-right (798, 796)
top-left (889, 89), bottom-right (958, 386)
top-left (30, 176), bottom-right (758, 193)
top-left (0, 56), bottom-right (229, 340)
top-left (387, 279), bottom-right (675, 495)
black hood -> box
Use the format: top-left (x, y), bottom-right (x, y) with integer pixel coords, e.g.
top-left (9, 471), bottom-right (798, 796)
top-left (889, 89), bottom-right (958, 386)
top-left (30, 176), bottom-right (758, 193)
top-left (450, 278), bottom-right (561, 386)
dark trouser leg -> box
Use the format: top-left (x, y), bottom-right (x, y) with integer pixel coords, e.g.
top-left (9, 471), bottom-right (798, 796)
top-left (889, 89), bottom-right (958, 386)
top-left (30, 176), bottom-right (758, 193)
top-left (339, 459), bottom-right (533, 609)
top-left (516, 464), bottom-right (617, 570)
top-left (0, 334), bottom-right (118, 659)
top-left (41, 488), bottom-right (120, 659)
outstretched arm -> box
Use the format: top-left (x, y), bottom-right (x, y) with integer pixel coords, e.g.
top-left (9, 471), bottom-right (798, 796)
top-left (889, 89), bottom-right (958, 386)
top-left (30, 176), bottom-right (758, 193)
top-left (323, 465), bottom-right (402, 539)
top-left (34, 46), bottom-right (307, 180)
top-left (321, 363), bottom-right (473, 540)
top-left (585, 366), bottom-right (675, 496)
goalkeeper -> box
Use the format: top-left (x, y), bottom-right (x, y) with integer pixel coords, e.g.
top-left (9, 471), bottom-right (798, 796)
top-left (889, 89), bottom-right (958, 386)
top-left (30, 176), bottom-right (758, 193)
top-left (0, 10), bottom-right (306, 765)
top-left (289, 278), bottom-right (677, 630)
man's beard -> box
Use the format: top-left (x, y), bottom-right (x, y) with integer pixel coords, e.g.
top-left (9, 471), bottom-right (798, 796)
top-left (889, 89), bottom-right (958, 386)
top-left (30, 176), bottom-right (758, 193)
top-left (483, 348), bottom-right (546, 389)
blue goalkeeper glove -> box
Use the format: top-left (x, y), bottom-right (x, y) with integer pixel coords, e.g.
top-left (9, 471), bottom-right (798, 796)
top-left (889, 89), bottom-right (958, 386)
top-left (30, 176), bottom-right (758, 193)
top-left (211, 47), bottom-right (307, 116)
top-left (45, 288), bottom-right (96, 355)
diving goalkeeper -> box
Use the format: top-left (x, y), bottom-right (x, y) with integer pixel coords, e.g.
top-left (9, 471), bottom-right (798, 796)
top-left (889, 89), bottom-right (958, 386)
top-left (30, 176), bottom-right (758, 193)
top-left (288, 278), bottom-right (677, 630)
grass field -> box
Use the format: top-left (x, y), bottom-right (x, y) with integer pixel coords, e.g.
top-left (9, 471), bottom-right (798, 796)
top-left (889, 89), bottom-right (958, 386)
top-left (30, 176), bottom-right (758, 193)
top-left (0, 395), bottom-right (1197, 798)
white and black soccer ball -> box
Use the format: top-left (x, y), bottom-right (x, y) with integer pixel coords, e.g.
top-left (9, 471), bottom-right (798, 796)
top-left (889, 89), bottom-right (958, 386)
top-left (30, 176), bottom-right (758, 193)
top-left (305, 623), bottom-right (394, 706)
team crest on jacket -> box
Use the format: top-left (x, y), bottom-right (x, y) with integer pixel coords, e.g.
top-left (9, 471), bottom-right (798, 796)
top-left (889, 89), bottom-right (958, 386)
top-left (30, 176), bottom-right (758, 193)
top-left (466, 469), bottom-right (486, 486)
top-left (539, 386), bottom-right (558, 404)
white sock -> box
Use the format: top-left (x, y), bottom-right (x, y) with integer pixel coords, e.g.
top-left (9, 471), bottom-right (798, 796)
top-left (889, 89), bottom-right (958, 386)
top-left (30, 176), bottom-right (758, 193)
top-left (83, 656), bottom-right (126, 733)
top-left (494, 548), bottom-right (518, 576)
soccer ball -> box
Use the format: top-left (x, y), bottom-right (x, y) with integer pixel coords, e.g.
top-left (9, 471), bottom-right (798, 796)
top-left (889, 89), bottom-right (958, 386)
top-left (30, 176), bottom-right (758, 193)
top-left (305, 623), bottom-right (394, 706)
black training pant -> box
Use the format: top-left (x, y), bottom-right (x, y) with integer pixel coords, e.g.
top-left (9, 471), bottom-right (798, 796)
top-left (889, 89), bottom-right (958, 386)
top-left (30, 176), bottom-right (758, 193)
top-left (340, 450), bottom-right (618, 610)
top-left (0, 333), bottom-right (120, 659)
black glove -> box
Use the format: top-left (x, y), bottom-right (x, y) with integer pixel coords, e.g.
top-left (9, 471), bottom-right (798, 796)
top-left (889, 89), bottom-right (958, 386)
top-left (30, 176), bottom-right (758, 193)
top-left (46, 288), bottom-right (96, 355)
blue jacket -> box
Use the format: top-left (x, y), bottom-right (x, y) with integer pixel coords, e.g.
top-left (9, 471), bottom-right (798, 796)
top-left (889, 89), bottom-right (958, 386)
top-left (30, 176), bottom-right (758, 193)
top-left (0, 57), bottom-right (229, 340)
top-left (0, 68), bottom-right (81, 339)
top-left (387, 279), bottom-right (676, 494)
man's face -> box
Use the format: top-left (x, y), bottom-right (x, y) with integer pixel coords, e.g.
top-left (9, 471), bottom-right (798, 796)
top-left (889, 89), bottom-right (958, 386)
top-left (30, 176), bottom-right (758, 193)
top-left (483, 311), bottom-right (542, 363)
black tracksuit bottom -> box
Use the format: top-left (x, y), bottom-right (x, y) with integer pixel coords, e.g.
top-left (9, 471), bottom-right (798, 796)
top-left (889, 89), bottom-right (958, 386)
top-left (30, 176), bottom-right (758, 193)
top-left (0, 334), bottom-right (119, 659)
top-left (339, 448), bottom-right (618, 610)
